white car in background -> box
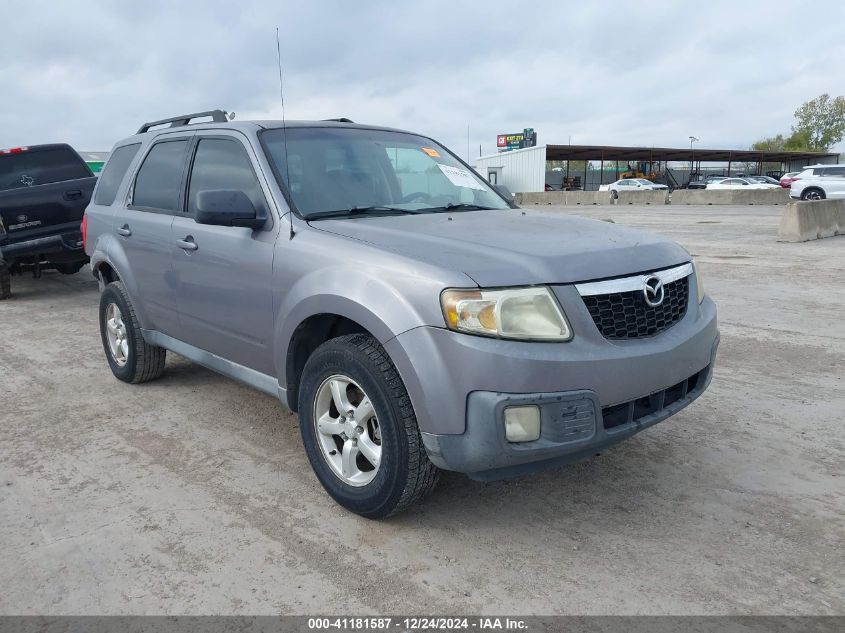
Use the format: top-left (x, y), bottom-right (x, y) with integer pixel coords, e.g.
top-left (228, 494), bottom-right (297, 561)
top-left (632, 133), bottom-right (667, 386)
top-left (705, 177), bottom-right (775, 190)
top-left (599, 178), bottom-right (669, 198)
top-left (789, 164), bottom-right (845, 200)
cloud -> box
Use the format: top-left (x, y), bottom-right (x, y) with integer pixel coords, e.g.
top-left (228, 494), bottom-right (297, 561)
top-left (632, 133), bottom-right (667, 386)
top-left (1, 0), bottom-right (844, 156)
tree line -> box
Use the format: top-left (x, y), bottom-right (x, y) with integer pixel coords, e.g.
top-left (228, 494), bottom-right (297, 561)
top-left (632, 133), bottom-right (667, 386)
top-left (752, 93), bottom-right (845, 153)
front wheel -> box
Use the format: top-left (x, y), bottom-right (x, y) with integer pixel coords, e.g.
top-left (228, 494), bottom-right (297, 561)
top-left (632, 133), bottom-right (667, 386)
top-left (801, 188), bottom-right (825, 201)
top-left (298, 333), bottom-right (439, 518)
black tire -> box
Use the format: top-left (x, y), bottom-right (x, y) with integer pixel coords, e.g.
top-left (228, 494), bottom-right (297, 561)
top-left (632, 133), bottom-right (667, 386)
top-left (298, 333), bottom-right (439, 518)
top-left (98, 281), bottom-right (166, 383)
top-left (610, 189), bottom-right (619, 199)
top-left (0, 263), bottom-right (10, 300)
top-left (55, 261), bottom-right (86, 275)
top-left (801, 188), bottom-right (825, 201)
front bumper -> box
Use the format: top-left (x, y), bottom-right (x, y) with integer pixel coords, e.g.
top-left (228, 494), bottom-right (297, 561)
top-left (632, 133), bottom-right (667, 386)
top-left (421, 335), bottom-right (718, 480)
top-left (384, 284), bottom-right (719, 479)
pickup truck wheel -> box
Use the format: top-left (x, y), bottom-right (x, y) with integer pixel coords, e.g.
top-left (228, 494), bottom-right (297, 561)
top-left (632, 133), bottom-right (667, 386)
top-left (0, 263), bottom-right (10, 300)
top-left (98, 281), bottom-right (166, 383)
top-left (55, 261), bottom-right (85, 275)
top-left (298, 333), bottom-right (439, 518)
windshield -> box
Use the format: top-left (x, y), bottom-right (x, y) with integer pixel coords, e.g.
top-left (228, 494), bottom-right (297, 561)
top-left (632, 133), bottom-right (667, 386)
top-left (261, 127), bottom-right (510, 218)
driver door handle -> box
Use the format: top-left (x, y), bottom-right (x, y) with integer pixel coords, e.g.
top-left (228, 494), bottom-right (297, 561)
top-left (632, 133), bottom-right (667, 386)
top-left (176, 236), bottom-right (198, 251)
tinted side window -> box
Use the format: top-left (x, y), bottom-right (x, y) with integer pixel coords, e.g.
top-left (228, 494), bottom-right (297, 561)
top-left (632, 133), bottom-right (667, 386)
top-left (93, 144), bottom-right (141, 205)
top-left (133, 140), bottom-right (188, 212)
top-left (0, 147), bottom-right (91, 191)
top-left (824, 166), bottom-right (845, 176)
top-left (187, 139), bottom-right (266, 216)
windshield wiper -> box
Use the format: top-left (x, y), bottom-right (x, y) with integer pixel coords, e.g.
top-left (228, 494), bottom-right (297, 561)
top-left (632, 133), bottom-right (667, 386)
top-left (416, 203), bottom-right (494, 213)
top-left (305, 206), bottom-right (416, 220)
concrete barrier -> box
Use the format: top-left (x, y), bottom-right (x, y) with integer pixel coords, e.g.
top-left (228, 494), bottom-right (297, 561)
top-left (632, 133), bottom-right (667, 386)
top-left (515, 191), bottom-right (613, 206)
top-left (514, 188), bottom-right (790, 206)
top-left (616, 190), bottom-right (669, 205)
top-left (670, 188), bottom-right (791, 205)
top-left (778, 199), bottom-right (845, 242)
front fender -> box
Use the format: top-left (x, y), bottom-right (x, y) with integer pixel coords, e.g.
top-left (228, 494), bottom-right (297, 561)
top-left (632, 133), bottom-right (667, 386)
top-left (273, 258), bottom-right (474, 398)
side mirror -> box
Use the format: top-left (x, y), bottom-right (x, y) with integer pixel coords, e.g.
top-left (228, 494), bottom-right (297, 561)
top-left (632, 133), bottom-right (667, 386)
top-left (194, 189), bottom-right (264, 229)
top-left (492, 184), bottom-right (518, 208)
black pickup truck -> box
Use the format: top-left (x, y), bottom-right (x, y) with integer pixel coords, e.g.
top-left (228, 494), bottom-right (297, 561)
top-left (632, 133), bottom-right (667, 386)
top-left (0, 143), bottom-right (96, 298)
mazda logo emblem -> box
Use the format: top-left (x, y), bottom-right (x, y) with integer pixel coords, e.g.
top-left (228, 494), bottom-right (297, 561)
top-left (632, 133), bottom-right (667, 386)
top-left (643, 275), bottom-right (665, 307)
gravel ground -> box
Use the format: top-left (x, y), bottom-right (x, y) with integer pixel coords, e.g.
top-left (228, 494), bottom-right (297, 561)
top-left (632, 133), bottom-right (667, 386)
top-left (0, 204), bottom-right (842, 615)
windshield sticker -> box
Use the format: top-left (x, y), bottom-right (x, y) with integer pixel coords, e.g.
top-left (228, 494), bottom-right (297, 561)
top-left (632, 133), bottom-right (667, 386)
top-left (437, 164), bottom-right (485, 190)
top-left (421, 147), bottom-right (440, 158)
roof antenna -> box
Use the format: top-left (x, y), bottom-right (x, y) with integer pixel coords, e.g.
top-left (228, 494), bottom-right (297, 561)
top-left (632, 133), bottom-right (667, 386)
top-left (276, 27), bottom-right (294, 239)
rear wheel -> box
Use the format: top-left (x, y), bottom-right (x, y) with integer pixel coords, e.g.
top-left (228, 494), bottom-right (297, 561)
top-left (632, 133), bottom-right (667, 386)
top-left (610, 189), bottom-right (619, 199)
top-left (800, 188), bottom-right (825, 201)
top-left (298, 333), bottom-right (439, 518)
top-left (99, 281), bottom-right (166, 383)
top-left (55, 261), bottom-right (86, 275)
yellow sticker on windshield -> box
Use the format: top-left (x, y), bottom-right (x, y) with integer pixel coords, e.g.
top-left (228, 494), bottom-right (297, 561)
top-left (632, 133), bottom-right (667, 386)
top-left (421, 147), bottom-right (440, 158)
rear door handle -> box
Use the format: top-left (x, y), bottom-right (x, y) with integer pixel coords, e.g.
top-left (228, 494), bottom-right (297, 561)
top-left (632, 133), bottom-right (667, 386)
top-left (176, 236), bottom-right (198, 251)
top-left (116, 225), bottom-right (132, 237)
top-left (64, 189), bottom-right (83, 201)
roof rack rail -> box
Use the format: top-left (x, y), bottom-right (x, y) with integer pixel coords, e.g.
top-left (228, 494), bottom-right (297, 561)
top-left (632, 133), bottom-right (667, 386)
top-left (137, 109), bottom-right (230, 134)
top-left (323, 118), bottom-right (354, 123)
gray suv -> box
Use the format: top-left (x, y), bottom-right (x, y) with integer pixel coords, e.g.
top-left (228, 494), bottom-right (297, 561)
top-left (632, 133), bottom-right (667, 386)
top-left (84, 110), bottom-right (719, 518)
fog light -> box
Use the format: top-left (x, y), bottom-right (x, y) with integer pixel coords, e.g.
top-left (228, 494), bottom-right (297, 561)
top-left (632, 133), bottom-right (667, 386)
top-left (504, 406), bottom-right (541, 442)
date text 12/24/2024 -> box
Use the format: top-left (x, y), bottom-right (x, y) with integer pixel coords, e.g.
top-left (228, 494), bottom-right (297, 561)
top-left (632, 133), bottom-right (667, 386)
top-left (307, 617), bottom-right (528, 631)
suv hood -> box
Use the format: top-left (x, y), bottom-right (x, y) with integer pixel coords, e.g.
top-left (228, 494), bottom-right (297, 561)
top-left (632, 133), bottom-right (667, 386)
top-left (310, 209), bottom-right (690, 286)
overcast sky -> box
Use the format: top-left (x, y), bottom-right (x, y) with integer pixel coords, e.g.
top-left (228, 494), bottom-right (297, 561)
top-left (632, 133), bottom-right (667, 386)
top-left (2, 1), bottom-right (844, 157)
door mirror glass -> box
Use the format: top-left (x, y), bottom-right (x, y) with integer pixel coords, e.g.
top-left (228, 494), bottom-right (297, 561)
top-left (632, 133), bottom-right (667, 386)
top-left (194, 189), bottom-right (263, 228)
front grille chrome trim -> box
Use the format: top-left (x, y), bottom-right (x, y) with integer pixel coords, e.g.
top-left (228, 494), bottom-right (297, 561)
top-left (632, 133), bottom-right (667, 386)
top-left (575, 262), bottom-right (693, 297)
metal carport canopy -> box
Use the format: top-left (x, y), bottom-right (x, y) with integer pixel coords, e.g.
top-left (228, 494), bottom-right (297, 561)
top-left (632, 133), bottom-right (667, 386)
top-left (544, 144), bottom-right (838, 164)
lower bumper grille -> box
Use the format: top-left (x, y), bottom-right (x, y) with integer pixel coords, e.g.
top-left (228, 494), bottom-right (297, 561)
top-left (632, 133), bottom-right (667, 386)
top-left (601, 365), bottom-right (709, 430)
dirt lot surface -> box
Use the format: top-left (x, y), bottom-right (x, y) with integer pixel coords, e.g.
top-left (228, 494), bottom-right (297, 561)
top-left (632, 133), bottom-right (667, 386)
top-left (1, 204), bottom-right (842, 615)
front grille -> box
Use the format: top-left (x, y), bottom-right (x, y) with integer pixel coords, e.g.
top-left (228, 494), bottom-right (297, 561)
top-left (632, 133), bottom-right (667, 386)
top-left (582, 275), bottom-right (689, 339)
top-left (601, 365), bottom-right (708, 430)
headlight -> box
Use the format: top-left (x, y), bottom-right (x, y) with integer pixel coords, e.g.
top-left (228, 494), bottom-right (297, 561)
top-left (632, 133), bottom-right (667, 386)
top-left (693, 261), bottom-right (705, 304)
top-left (441, 286), bottom-right (572, 341)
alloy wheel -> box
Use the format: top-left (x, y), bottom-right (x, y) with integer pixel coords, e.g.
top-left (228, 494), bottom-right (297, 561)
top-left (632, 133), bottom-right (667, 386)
top-left (313, 374), bottom-right (382, 487)
top-left (105, 303), bottom-right (129, 367)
